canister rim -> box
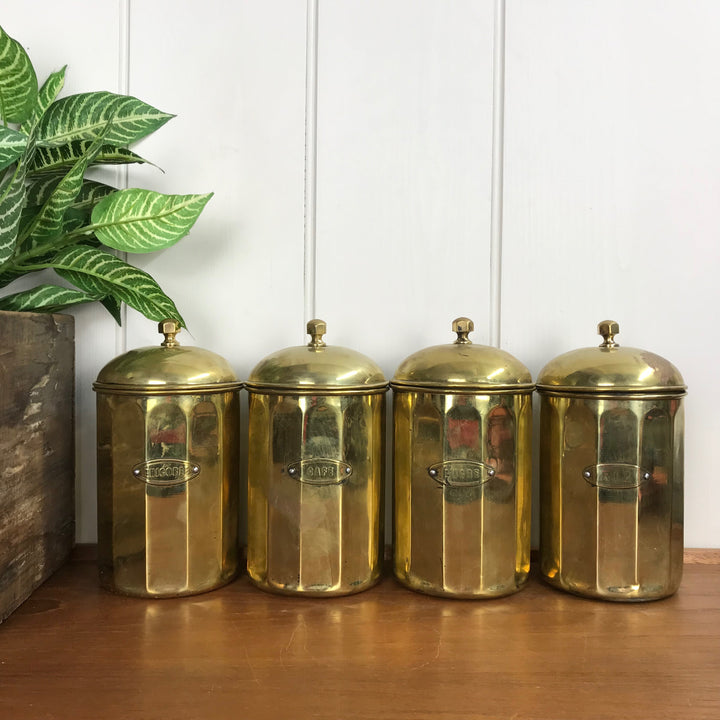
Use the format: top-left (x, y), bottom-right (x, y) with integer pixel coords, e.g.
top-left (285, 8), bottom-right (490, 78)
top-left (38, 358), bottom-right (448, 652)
top-left (245, 380), bottom-right (388, 394)
top-left (536, 384), bottom-right (687, 397)
top-left (391, 380), bottom-right (535, 393)
top-left (93, 379), bottom-right (243, 394)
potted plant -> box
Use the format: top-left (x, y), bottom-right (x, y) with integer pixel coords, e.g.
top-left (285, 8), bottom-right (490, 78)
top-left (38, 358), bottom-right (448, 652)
top-left (0, 24), bottom-right (211, 621)
top-left (0, 25), bottom-right (210, 322)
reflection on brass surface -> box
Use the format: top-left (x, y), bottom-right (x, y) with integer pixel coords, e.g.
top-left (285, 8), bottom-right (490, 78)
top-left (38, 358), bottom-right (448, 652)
top-left (247, 392), bottom-right (385, 596)
top-left (97, 391), bottom-right (240, 597)
top-left (539, 394), bottom-right (684, 601)
top-left (391, 318), bottom-right (532, 599)
top-left (95, 321), bottom-right (241, 598)
top-left (393, 390), bottom-right (532, 598)
top-left (538, 321), bottom-right (686, 602)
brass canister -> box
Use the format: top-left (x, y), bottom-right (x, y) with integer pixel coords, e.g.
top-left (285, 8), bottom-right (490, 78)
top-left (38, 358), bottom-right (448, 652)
top-left (245, 319), bottom-right (387, 596)
top-left (392, 317), bottom-right (534, 598)
top-left (93, 320), bottom-right (242, 597)
top-left (537, 320), bottom-right (686, 601)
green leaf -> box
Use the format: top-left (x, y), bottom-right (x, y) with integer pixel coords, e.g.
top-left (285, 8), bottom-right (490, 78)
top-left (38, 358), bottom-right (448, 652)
top-left (0, 265), bottom-right (24, 289)
top-left (100, 294), bottom-right (123, 325)
top-left (20, 179), bottom-right (113, 252)
top-left (61, 207), bottom-right (88, 234)
top-left (37, 91), bottom-right (173, 148)
top-left (26, 177), bottom-right (115, 210)
top-left (0, 125), bottom-right (27, 171)
top-left (29, 140), bottom-right (150, 174)
top-left (26, 130), bottom-right (107, 243)
top-left (0, 282), bottom-right (98, 313)
top-left (21, 66), bottom-right (66, 133)
top-left (0, 164), bottom-right (27, 266)
top-left (52, 245), bottom-right (185, 325)
top-left (90, 189), bottom-right (213, 253)
top-left (24, 174), bottom-right (61, 206)
top-left (72, 180), bottom-right (117, 213)
top-left (0, 25), bottom-right (38, 124)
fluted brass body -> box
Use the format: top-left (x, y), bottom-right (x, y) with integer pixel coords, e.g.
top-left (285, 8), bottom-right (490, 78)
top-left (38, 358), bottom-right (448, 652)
top-left (94, 321), bottom-right (242, 598)
top-left (246, 320), bottom-right (387, 596)
top-left (537, 321), bottom-right (686, 601)
top-left (392, 318), bottom-right (534, 598)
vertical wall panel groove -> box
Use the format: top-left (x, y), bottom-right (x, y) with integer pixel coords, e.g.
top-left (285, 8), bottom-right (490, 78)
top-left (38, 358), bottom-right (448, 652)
top-left (303, 0), bottom-right (319, 330)
top-left (489, 0), bottom-right (506, 348)
top-left (115, 0), bottom-right (131, 352)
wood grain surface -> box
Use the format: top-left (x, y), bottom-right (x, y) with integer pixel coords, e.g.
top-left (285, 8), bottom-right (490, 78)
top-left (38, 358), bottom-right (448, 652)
top-left (1, 546), bottom-right (718, 720)
top-left (0, 311), bottom-right (75, 623)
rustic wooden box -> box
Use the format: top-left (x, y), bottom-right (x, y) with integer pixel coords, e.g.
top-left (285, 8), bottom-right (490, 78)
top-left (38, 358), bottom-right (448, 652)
top-left (0, 310), bottom-right (75, 622)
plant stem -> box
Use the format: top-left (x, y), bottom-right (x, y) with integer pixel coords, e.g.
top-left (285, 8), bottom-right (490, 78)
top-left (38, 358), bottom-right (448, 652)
top-left (9, 233), bottom-right (79, 267)
top-left (15, 262), bottom-right (52, 273)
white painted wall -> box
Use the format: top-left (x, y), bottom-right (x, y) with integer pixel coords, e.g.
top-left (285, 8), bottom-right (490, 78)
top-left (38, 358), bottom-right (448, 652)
top-left (3, 1), bottom-right (718, 547)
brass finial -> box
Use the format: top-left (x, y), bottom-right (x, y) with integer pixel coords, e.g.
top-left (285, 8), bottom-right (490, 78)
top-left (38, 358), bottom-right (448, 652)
top-left (598, 320), bottom-right (620, 348)
top-left (159, 319), bottom-right (181, 348)
top-left (307, 319), bottom-right (327, 348)
top-left (452, 317), bottom-right (474, 344)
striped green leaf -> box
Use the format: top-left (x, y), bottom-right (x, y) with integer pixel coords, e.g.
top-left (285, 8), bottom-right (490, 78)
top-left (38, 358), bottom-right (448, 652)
top-left (0, 164), bottom-right (27, 266)
top-left (24, 175), bottom-right (60, 207)
top-left (0, 25), bottom-right (38, 123)
top-left (0, 283), bottom-right (98, 313)
top-left (91, 189), bottom-right (213, 253)
top-left (71, 180), bottom-right (117, 213)
top-left (26, 177), bottom-right (115, 211)
top-left (21, 66), bottom-right (66, 133)
top-left (100, 294), bottom-right (123, 325)
top-left (29, 141), bottom-right (149, 174)
top-left (26, 132), bottom-right (106, 243)
top-left (21, 177), bottom-right (114, 253)
top-left (52, 245), bottom-right (185, 325)
top-left (37, 91), bottom-right (173, 148)
top-left (61, 208), bottom-right (88, 234)
top-left (0, 125), bottom-right (27, 171)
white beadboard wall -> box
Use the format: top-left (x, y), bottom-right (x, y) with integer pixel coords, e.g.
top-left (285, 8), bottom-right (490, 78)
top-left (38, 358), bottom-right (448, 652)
top-left (3, 1), bottom-right (718, 547)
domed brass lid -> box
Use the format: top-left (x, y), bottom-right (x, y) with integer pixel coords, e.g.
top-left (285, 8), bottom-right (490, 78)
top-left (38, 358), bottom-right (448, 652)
top-left (391, 317), bottom-right (533, 392)
top-left (246, 319), bottom-right (387, 393)
top-left (537, 320), bottom-right (686, 394)
top-left (93, 319), bottom-right (241, 393)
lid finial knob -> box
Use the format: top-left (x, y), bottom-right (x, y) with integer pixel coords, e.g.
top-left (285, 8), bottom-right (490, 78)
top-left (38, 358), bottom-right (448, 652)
top-left (307, 319), bottom-right (327, 348)
top-left (452, 317), bottom-right (474, 345)
top-left (159, 319), bottom-right (181, 348)
top-left (598, 320), bottom-right (620, 348)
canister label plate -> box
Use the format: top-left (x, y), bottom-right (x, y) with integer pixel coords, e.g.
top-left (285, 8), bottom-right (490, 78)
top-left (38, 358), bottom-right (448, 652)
top-left (132, 459), bottom-right (201, 486)
top-left (285, 459), bottom-right (353, 486)
top-left (427, 460), bottom-right (495, 487)
top-left (582, 463), bottom-right (652, 489)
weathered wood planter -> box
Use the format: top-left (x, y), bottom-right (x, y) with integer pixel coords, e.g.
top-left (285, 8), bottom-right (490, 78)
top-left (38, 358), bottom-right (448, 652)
top-left (0, 310), bottom-right (75, 622)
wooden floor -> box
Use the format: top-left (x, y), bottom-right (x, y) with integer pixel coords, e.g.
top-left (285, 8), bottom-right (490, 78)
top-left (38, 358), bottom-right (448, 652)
top-left (1, 547), bottom-right (719, 720)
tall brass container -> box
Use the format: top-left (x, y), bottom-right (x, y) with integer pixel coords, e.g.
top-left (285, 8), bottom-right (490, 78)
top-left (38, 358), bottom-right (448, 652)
top-left (246, 319), bottom-right (387, 596)
top-left (94, 320), bottom-right (242, 597)
top-left (392, 318), bottom-right (534, 598)
top-left (537, 320), bottom-right (686, 601)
